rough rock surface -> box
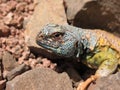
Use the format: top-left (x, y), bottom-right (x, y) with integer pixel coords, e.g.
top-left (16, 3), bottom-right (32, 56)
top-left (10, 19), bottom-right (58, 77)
top-left (6, 68), bottom-right (73, 90)
top-left (2, 51), bottom-right (18, 71)
top-left (0, 80), bottom-right (6, 90)
top-left (65, 0), bottom-right (120, 33)
top-left (88, 72), bottom-right (120, 90)
top-left (64, 0), bottom-right (93, 22)
top-left (25, 0), bottom-right (67, 59)
top-left (0, 0), bottom-right (57, 89)
top-left (6, 64), bottom-right (30, 81)
top-left (0, 53), bottom-right (2, 80)
top-left (25, 0), bottom-right (67, 52)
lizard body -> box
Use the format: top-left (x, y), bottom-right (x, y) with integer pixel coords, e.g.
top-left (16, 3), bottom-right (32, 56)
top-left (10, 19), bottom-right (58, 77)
top-left (36, 24), bottom-right (120, 85)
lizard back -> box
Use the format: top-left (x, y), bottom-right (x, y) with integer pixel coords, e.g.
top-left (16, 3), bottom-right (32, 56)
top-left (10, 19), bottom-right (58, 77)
top-left (90, 30), bottom-right (120, 53)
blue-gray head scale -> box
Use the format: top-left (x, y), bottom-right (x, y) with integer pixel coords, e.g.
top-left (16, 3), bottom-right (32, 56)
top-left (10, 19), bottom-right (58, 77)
top-left (36, 24), bottom-right (79, 57)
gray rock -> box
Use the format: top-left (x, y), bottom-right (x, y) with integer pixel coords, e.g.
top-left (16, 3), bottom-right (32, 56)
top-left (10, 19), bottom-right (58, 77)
top-left (88, 72), bottom-right (120, 90)
top-left (24, 0), bottom-right (67, 59)
top-left (64, 0), bottom-right (120, 33)
top-left (0, 62), bottom-right (2, 80)
top-left (64, 0), bottom-right (93, 21)
top-left (0, 52), bottom-right (2, 80)
top-left (6, 68), bottom-right (73, 90)
top-left (6, 64), bottom-right (30, 81)
top-left (0, 80), bottom-right (6, 90)
top-left (2, 51), bottom-right (18, 71)
top-left (0, 52), bottom-right (2, 60)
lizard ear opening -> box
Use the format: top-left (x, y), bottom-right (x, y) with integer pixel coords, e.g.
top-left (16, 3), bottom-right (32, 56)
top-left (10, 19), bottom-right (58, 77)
top-left (75, 41), bottom-right (80, 58)
top-left (75, 41), bottom-right (78, 48)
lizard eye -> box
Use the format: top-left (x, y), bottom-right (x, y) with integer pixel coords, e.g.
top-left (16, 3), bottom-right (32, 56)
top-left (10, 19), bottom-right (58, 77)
top-left (54, 33), bottom-right (61, 37)
top-left (52, 32), bottom-right (64, 38)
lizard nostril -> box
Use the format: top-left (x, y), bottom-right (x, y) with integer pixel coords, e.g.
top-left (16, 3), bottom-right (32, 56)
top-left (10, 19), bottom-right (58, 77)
top-left (36, 34), bottom-right (43, 41)
top-left (40, 34), bottom-right (44, 38)
top-left (37, 33), bottom-right (44, 38)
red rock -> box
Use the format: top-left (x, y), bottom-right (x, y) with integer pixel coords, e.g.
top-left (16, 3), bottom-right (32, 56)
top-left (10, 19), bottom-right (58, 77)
top-left (0, 23), bottom-right (10, 37)
top-left (10, 14), bottom-right (24, 28)
top-left (0, 53), bottom-right (2, 80)
top-left (28, 3), bottom-right (34, 11)
top-left (42, 58), bottom-right (51, 68)
top-left (6, 1), bottom-right (17, 11)
top-left (0, 80), bottom-right (6, 90)
top-left (28, 58), bottom-right (38, 68)
top-left (16, 2), bottom-right (27, 12)
top-left (3, 70), bottom-right (9, 79)
top-left (10, 27), bottom-right (16, 36)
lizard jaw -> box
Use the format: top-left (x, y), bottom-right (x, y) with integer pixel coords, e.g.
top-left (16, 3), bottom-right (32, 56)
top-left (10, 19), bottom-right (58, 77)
top-left (36, 39), bottom-right (72, 57)
top-left (36, 40), bottom-right (58, 52)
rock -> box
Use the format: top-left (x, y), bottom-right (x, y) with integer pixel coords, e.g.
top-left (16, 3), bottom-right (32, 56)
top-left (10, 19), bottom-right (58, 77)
top-left (6, 64), bottom-right (30, 81)
top-left (10, 14), bottom-right (24, 28)
top-left (64, 0), bottom-right (92, 22)
top-left (56, 61), bottom-right (82, 83)
top-left (2, 51), bottom-right (18, 71)
top-left (0, 61), bottom-right (2, 80)
top-left (0, 80), bottom-right (6, 90)
top-left (88, 72), bottom-right (120, 90)
top-left (0, 52), bottom-right (2, 80)
top-left (0, 22), bottom-right (10, 37)
top-left (28, 58), bottom-right (57, 69)
top-left (24, 0), bottom-right (67, 58)
top-left (0, 52), bottom-right (2, 60)
top-left (3, 12), bottom-right (13, 25)
top-left (72, 0), bottom-right (120, 33)
top-left (6, 1), bottom-right (17, 12)
top-left (6, 68), bottom-right (73, 90)
top-left (16, 2), bottom-right (27, 12)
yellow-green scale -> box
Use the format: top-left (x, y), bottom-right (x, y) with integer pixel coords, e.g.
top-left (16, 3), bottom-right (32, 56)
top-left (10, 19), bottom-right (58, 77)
top-left (83, 45), bottom-right (119, 76)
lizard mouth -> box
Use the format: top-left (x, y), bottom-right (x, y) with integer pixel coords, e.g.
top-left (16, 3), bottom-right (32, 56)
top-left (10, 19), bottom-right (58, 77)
top-left (36, 34), bottom-right (61, 49)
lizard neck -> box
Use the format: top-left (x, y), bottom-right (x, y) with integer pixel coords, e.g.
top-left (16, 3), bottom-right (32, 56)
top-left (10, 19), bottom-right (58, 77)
top-left (64, 25), bottom-right (98, 50)
top-left (77, 29), bottom-right (98, 54)
top-left (62, 25), bottom-right (98, 57)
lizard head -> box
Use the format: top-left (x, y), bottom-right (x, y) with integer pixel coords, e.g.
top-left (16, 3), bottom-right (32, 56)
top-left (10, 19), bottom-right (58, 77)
top-left (36, 24), bottom-right (79, 57)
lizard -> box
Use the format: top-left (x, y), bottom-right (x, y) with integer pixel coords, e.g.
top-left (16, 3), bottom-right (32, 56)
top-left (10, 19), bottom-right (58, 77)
top-left (36, 24), bottom-right (120, 90)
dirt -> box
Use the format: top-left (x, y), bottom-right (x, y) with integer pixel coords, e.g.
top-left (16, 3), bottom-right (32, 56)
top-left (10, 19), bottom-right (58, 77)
top-left (0, 0), bottom-right (57, 89)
